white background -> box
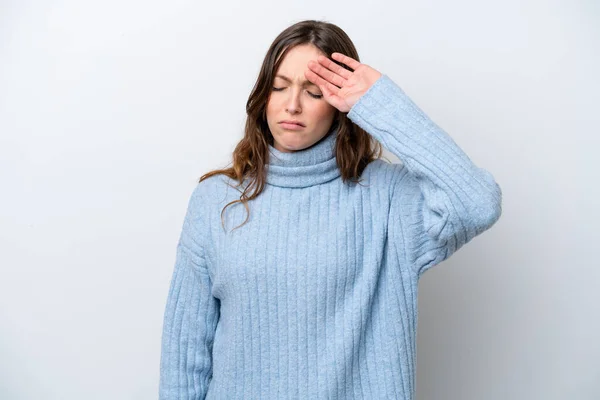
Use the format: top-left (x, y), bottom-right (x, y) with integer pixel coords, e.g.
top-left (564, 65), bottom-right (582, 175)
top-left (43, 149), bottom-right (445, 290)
top-left (1, 0), bottom-right (598, 398)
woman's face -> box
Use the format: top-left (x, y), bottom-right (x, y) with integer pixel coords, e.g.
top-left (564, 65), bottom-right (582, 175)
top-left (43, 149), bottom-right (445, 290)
top-left (266, 44), bottom-right (337, 153)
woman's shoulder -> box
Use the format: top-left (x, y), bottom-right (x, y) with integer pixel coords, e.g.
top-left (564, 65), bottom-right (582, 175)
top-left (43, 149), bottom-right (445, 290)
top-left (192, 173), bottom-right (241, 205)
top-left (363, 157), bottom-right (408, 186)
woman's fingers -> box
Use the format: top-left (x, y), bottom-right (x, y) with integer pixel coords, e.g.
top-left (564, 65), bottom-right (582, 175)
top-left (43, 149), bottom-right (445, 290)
top-left (307, 59), bottom-right (346, 89)
top-left (316, 54), bottom-right (354, 80)
top-left (304, 68), bottom-right (341, 96)
top-left (331, 53), bottom-right (361, 71)
top-left (306, 52), bottom-right (361, 90)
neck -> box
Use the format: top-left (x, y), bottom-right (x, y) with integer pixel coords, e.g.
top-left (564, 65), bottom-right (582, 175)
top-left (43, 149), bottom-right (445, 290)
top-left (265, 126), bottom-right (341, 188)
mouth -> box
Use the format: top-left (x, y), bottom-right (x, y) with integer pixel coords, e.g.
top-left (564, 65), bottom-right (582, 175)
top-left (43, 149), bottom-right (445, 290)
top-left (279, 120), bottom-right (306, 127)
top-left (279, 122), bottom-right (306, 130)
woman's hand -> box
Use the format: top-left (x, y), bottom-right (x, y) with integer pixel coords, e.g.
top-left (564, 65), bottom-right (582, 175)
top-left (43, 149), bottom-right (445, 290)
top-left (305, 52), bottom-right (383, 113)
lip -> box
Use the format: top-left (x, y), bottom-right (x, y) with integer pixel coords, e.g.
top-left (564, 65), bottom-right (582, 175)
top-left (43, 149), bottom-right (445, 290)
top-left (279, 122), bottom-right (306, 130)
top-left (279, 120), bottom-right (306, 127)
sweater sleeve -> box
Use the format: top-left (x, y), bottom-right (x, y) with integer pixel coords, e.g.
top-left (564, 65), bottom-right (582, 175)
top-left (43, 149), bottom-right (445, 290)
top-left (159, 184), bottom-right (220, 399)
top-left (347, 74), bottom-right (502, 277)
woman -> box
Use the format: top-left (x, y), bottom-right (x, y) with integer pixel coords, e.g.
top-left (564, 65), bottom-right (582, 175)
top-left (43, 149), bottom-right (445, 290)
top-left (159, 19), bottom-right (502, 400)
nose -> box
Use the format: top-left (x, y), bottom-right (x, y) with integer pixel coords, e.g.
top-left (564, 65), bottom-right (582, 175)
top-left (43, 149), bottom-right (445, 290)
top-left (285, 88), bottom-right (302, 114)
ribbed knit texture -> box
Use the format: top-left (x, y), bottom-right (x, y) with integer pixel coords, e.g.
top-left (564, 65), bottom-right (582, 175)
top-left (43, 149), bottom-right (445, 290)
top-left (159, 74), bottom-right (503, 399)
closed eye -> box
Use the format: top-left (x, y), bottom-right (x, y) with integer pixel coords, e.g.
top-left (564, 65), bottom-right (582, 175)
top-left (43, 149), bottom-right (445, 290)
top-left (272, 87), bottom-right (323, 99)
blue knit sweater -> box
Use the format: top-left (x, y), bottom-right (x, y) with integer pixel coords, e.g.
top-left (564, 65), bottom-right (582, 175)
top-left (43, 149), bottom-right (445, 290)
top-left (159, 74), bottom-right (502, 399)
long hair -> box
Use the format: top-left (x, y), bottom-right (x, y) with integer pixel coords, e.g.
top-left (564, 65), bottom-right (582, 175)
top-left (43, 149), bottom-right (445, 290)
top-left (200, 19), bottom-right (384, 232)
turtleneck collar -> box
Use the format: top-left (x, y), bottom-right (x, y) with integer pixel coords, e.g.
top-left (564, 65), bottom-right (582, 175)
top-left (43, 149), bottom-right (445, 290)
top-left (265, 126), bottom-right (341, 188)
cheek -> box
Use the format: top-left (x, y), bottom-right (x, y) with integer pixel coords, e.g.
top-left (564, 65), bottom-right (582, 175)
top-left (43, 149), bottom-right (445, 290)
top-left (312, 104), bottom-right (336, 121)
top-left (266, 97), bottom-right (281, 114)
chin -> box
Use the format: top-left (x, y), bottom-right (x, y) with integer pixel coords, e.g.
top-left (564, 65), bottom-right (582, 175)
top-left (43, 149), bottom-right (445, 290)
top-left (278, 142), bottom-right (306, 152)
top-left (274, 133), bottom-right (311, 151)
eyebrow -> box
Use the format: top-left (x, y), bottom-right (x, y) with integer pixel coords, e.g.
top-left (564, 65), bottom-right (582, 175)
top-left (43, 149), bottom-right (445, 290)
top-left (275, 74), bottom-right (318, 87)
